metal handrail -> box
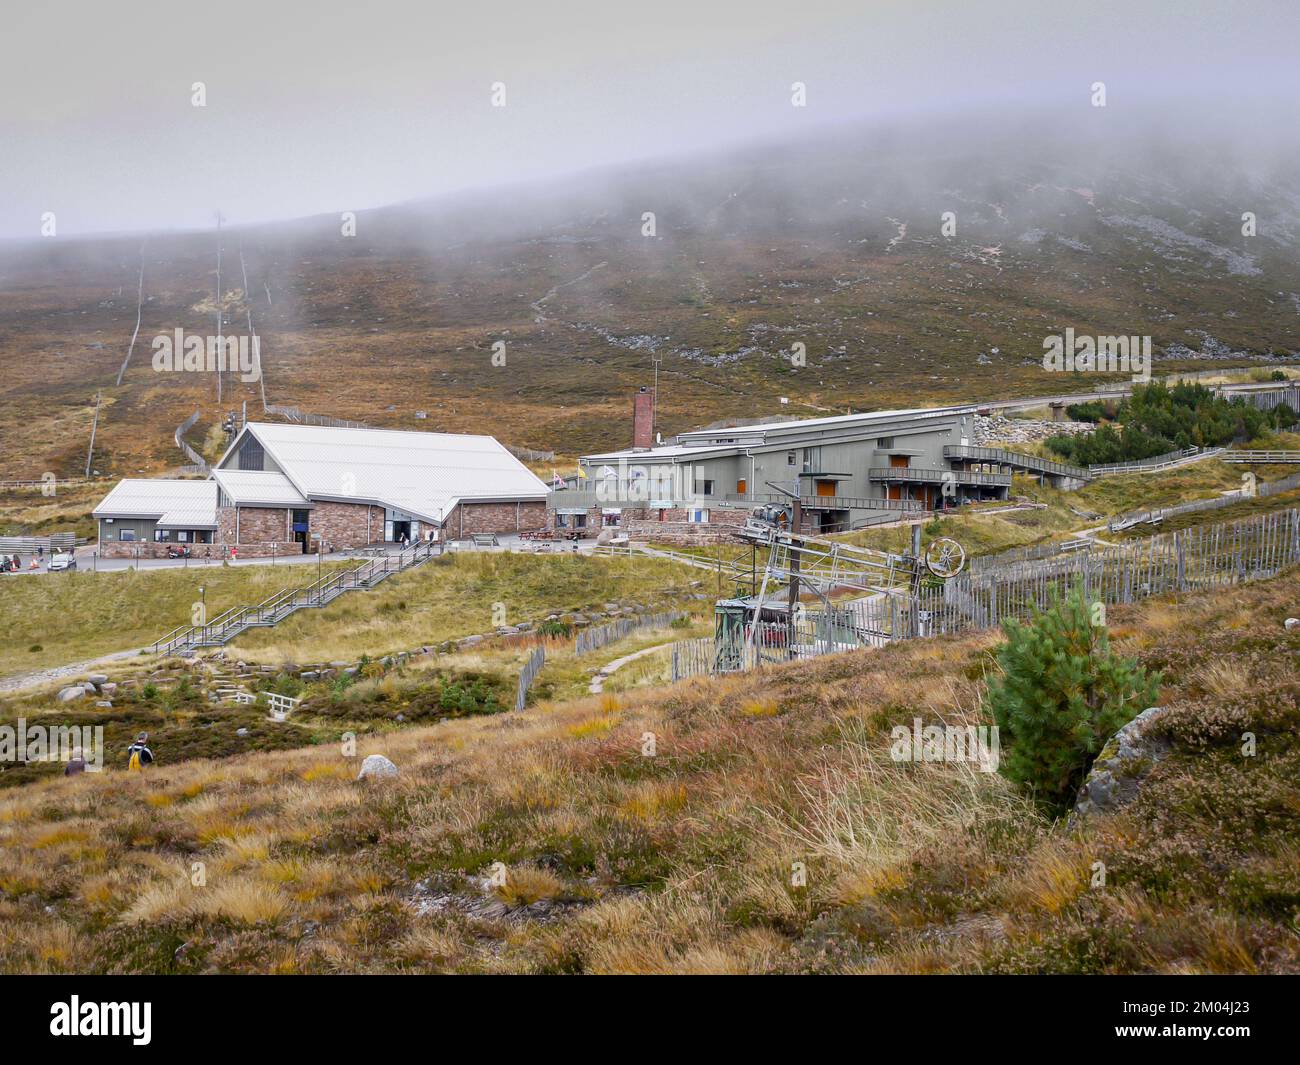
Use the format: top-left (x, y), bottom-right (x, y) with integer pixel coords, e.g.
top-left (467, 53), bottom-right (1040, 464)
top-left (1221, 450), bottom-right (1300, 464)
top-left (944, 444), bottom-right (1090, 480)
top-left (868, 466), bottom-right (1012, 487)
top-left (782, 493), bottom-right (926, 512)
top-left (150, 541), bottom-right (440, 655)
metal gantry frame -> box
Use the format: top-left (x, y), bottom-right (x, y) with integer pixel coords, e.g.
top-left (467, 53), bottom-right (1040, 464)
top-left (714, 517), bottom-right (926, 670)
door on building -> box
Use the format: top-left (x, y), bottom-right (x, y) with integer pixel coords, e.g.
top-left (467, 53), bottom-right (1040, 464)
top-left (814, 479), bottom-right (835, 497)
top-left (291, 509), bottom-right (310, 553)
top-left (736, 478), bottom-right (747, 497)
top-left (889, 454), bottom-right (910, 468)
top-left (389, 520), bottom-right (411, 544)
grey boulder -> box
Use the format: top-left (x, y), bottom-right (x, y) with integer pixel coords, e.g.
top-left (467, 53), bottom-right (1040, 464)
top-left (357, 754), bottom-right (399, 781)
top-left (1072, 706), bottom-right (1170, 822)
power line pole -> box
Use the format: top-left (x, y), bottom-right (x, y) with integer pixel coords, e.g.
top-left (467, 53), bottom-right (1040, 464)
top-left (85, 391), bottom-right (102, 477)
top-left (215, 211), bottom-right (223, 404)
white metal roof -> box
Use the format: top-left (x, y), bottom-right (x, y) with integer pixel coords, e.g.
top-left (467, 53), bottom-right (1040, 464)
top-left (92, 479), bottom-right (218, 529)
top-left (584, 405), bottom-right (976, 462)
top-left (212, 468), bottom-right (309, 507)
top-left (676, 404), bottom-right (976, 440)
top-left (580, 442), bottom-right (739, 463)
top-left (235, 423), bottom-right (549, 524)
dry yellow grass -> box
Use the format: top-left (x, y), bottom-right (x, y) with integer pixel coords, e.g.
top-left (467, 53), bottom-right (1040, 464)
top-left (1195, 659), bottom-right (1252, 700)
top-left (0, 570), bottom-right (1295, 973)
top-left (496, 866), bottom-right (565, 908)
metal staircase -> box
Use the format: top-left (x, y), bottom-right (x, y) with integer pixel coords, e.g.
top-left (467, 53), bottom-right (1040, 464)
top-left (151, 541), bottom-right (440, 656)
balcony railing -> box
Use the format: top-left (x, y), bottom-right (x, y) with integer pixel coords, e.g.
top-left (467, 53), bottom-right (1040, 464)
top-left (943, 445), bottom-right (1090, 480)
top-left (548, 488), bottom-right (924, 513)
top-left (868, 466), bottom-right (1011, 487)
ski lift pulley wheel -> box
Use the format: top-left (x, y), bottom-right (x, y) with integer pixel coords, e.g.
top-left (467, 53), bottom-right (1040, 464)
top-left (924, 537), bottom-right (966, 579)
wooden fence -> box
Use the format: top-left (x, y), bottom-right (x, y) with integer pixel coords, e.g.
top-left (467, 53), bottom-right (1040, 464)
top-left (669, 508), bottom-right (1300, 681)
top-left (575, 611), bottom-right (685, 656)
top-left (174, 412), bottom-right (209, 473)
top-left (0, 478), bottom-right (93, 491)
top-left (0, 533), bottom-right (81, 553)
top-left (265, 404), bottom-right (371, 430)
top-left (918, 508), bottom-right (1300, 635)
top-left (1108, 469), bottom-right (1300, 532)
top-left (515, 646), bottom-right (546, 711)
top-left (1086, 446), bottom-right (1220, 477)
top-left (506, 444), bottom-right (556, 462)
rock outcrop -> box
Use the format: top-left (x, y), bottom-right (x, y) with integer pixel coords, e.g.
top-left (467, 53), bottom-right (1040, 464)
top-left (1072, 706), bottom-right (1170, 820)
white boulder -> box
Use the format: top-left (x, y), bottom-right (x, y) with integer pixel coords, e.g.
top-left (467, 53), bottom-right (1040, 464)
top-left (357, 754), bottom-right (399, 781)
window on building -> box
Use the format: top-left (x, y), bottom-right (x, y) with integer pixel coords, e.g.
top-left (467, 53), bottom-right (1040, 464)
top-left (556, 513), bottom-right (569, 528)
top-left (237, 436), bottom-right (265, 471)
top-left (153, 529), bottom-right (172, 542)
top-left (575, 514), bottom-right (587, 528)
top-left (877, 437), bottom-right (894, 448)
top-left (699, 479), bottom-right (714, 496)
top-left (688, 508), bottom-right (709, 524)
top-left (120, 529), bottom-right (136, 541)
top-left (602, 511), bottom-right (621, 527)
top-left (291, 508), bottom-right (310, 531)
top-left (787, 451), bottom-right (797, 465)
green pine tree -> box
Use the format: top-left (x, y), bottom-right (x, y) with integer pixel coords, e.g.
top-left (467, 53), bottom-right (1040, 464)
top-left (983, 583), bottom-right (1160, 808)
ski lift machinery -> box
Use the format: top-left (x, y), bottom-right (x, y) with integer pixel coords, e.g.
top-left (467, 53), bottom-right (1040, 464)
top-left (713, 485), bottom-right (966, 671)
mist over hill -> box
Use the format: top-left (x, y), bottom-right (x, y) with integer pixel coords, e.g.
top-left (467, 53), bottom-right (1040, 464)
top-left (2, 111), bottom-right (1299, 477)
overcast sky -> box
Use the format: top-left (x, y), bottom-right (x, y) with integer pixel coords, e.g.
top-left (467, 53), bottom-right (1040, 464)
top-left (2, 0), bottom-right (1297, 239)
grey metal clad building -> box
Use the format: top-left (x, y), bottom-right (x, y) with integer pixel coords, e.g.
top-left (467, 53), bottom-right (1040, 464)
top-left (92, 479), bottom-right (219, 545)
top-left (555, 404), bottom-right (1017, 537)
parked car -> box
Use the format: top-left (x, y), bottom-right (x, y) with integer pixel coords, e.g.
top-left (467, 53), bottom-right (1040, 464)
top-left (47, 552), bottom-right (77, 571)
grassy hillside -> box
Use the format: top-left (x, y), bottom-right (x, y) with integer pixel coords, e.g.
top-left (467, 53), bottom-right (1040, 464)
top-left (0, 559), bottom-right (355, 677)
top-left (0, 551), bottom-right (700, 677)
top-left (0, 481), bottom-right (107, 541)
top-left (223, 552), bottom-right (698, 665)
top-left (1, 567), bottom-right (1294, 974)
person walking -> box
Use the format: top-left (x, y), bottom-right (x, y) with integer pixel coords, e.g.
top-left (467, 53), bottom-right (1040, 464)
top-left (126, 732), bottom-right (154, 771)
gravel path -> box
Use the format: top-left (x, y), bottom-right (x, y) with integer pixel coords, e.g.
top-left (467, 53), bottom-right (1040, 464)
top-left (589, 642), bottom-right (673, 694)
top-left (0, 648), bottom-right (145, 695)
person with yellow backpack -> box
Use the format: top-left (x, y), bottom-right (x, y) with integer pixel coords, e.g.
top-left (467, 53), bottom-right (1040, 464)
top-left (126, 733), bottom-right (154, 771)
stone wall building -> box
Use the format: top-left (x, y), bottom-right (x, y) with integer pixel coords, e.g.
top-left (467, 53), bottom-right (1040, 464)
top-left (93, 423), bottom-right (549, 556)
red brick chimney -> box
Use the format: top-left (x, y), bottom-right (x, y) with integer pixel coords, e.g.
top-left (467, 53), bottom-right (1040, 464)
top-left (632, 387), bottom-right (654, 449)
